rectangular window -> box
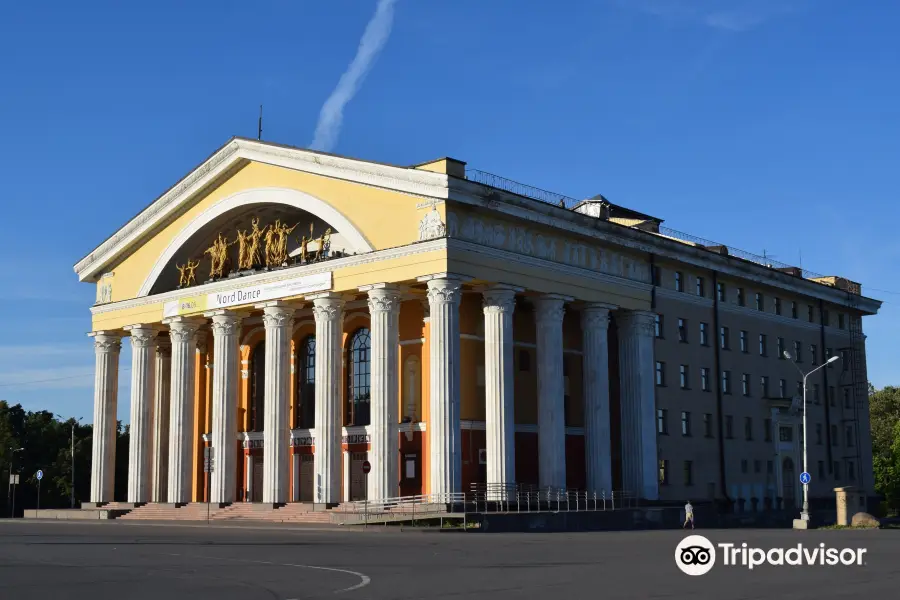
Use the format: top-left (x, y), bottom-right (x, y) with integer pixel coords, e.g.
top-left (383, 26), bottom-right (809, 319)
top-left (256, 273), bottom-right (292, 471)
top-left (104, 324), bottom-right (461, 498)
top-left (717, 282), bottom-right (726, 301)
top-left (700, 367), bottom-right (710, 392)
top-left (846, 426), bottom-right (854, 447)
top-left (811, 344), bottom-right (818, 365)
top-left (700, 323), bottom-right (709, 346)
top-left (848, 461), bottom-right (855, 481)
top-left (764, 418), bottom-right (772, 442)
top-left (760, 375), bottom-right (769, 398)
top-left (741, 459), bottom-right (748, 474)
top-left (656, 361), bottom-right (665, 386)
top-left (726, 416), bottom-right (734, 439)
top-left (659, 459), bottom-right (669, 485)
top-left (816, 423), bottom-right (822, 445)
top-left (696, 276), bottom-right (705, 297)
top-left (657, 409), bottom-right (668, 435)
top-left (754, 460), bottom-right (761, 474)
top-left (704, 413), bottom-right (713, 438)
top-left (680, 365), bottom-right (690, 389)
top-left (755, 292), bottom-right (764, 311)
top-left (818, 461), bottom-right (825, 479)
top-left (774, 297), bottom-right (782, 315)
top-left (675, 272), bottom-right (683, 292)
top-left (737, 287), bottom-right (745, 306)
top-left (780, 426), bottom-right (793, 442)
top-left (779, 379), bottom-right (787, 397)
top-left (791, 301), bottom-right (798, 319)
top-left (777, 337), bottom-right (785, 358)
top-left (759, 333), bottom-right (767, 356)
top-left (740, 330), bottom-right (748, 353)
top-left (720, 326), bottom-right (730, 350)
top-left (684, 461), bottom-right (694, 486)
top-left (794, 341), bottom-right (802, 362)
top-left (834, 461), bottom-right (841, 480)
top-left (813, 384), bottom-right (820, 405)
top-left (744, 417), bottom-right (753, 440)
top-left (678, 318), bottom-right (687, 343)
top-left (808, 305), bottom-right (814, 323)
top-left (654, 314), bottom-right (663, 338)
top-left (831, 424), bottom-right (839, 446)
top-left (742, 373), bottom-right (750, 397)
top-left (681, 411), bottom-right (691, 436)
top-left (839, 313), bottom-right (845, 330)
top-left (722, 370), bottom-right (732, 394)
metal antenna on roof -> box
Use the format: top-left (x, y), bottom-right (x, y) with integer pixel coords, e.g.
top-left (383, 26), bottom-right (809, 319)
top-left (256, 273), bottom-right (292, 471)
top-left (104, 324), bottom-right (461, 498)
top-left (258, 105), bottom-right (263, 141)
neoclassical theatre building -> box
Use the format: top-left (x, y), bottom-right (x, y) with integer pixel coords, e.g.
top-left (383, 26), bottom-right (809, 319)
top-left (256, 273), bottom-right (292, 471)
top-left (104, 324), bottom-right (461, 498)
top-left (76, 138), bottom-right (881, 508)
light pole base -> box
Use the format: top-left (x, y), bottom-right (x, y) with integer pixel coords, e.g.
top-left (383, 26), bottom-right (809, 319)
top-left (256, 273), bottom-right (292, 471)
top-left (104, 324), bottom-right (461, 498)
top-left (792, 518), bottom-right (809, 530)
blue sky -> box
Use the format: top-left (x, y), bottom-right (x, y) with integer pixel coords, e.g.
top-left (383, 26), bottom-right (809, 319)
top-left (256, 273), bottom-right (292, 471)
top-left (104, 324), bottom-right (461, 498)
top-left (1, 0), bottom-right (898, 422)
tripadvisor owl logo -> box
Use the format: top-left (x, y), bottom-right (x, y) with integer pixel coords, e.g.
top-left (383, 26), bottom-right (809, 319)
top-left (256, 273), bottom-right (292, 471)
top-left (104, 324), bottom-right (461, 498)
top-left (675, 534), bottom-right (868, 575)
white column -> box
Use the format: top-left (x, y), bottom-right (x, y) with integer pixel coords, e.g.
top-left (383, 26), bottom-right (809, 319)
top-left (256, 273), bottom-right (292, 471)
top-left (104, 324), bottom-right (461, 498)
top-left (311, 293), bottom-right (345, 504)
top-left (164, 318), bottom-right (201, 504)
top-left (151, 339), bottom-right (172, 503)
top-left (124, 325), bottom-right (159, 504)
top-left (534, 295), bottom-right (569, 490)
top-left (582, 303), bottom-right (615, 495)
top-left (292, 453), bottom-right (301, 502)
top-left (343, 450), bottom-right (351, 502)
top-left (366, 285), bottom-right (401, 501)
top-left (208, 311), bottom-right (242, 504)
top-left (426, 277), bottom-right (463, 498)
top-left (89, 332), bottom-right (121, 504)
top-left (260, 302), bottom-right (295, 504)
top-left (245, 453), bottom-right (254, 502)
top-left (617, 309), bottom-right (658, 501)
top-left (483, 286), bottom-right (517, 499)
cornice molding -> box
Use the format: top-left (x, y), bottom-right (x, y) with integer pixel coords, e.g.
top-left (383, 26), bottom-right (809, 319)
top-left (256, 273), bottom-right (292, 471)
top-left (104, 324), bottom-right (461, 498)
top-left (74, 138), bottom-right (450, 282)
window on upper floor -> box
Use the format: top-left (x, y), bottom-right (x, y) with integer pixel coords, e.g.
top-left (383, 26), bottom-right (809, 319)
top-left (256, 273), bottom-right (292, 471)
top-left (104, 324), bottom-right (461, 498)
top-left (823, 309), bottom-right (831, 327)
top-left (846, 426), bottom-right (854, 447)
top-left (654, 314), bottom-right (663, 338)
top-left (720, 326), bottom-right (730, 350)
top-left (656, 361), bottom-right (666, 386)
top-left (725, 415), bottom-right (734, 439)
top-left (737, 287), bottom-right (745, 306)
top-left (816, 423), bottom-right (823, 445)
top-left (701, 367), bottom-right (710, 392)
top-left (808, 305), bottom-right (814, 323)
top-left (680, 365), bottom-right (690, 390)
top-left (704, 413), bottom-right (714, 438)
top-left (659, 459), bottom-right (669, 485)
top-left (684, 461), bottom-right (694, 486)
top-left (779, 378), bottom-right (787, 397)
top-left (844, 388), bottom-right (851, 408)
top-left (756, 292), bottom-right (764, 311)
top-left (793, 341), bottom-right (802, 362)
top-left (791, 301), bottom-right (798, 319)
top-left (745, 417), bottom-right (753, 440)
top-left (831, 424), bottom-right (839, 446)
top-left (652, 265), bottom-right (661, 286)
top-left (742, 373), bottom-right (751, 396)
top-left (829, 386), bottom-right (835, 407)
top-left (681, 411), bottom-right (691, 436)
top-left (717, 282), bottom-right (726, 302)
top-left (760, 375), bottom-right (769, 398)
top-left (678, 318), bottom-right (687, 343)
top-left (813, 384), bottom-right (820, 405)
top-left (764, 418), bottom-right (772, 442)
top-left (740, 330), bottom-right (748, 353)
top-left (848, 460), bottom-right (855, 481)
top-left (674, 271), bottom-right (684, 292)
top-left (780, 426), bottom-right (793, 442)
top-left (811, 344), bottom-right (818, 365)
top-left (657, 409), bottom-right (668, 435)
top-left (741, 459), bottom-right (748, 474)
top-left (777, 337), bottom-right (785, 357)
top-left (759, 333), bottom-right (768, 356)
top-left (834, 461), bottom-right (841, 479)
top-left (722, 370), bottom-right (732, 395)
top-left (839, 313), bottom-right (845, 330)
top-left (696, 276), bottom-right (705, 297)
top-left (774, 297), bottom-right (782, 315)
top-left (700, 322), bottom-right (709, 346)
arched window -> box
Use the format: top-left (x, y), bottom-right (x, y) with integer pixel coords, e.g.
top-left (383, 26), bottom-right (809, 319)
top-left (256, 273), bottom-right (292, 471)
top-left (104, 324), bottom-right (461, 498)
top-left (347, 328), bottom-right (371, 426)
top-left (296, 335), bottom-right (316, 428)
top-left (250, 343), bottom-right (265, 432)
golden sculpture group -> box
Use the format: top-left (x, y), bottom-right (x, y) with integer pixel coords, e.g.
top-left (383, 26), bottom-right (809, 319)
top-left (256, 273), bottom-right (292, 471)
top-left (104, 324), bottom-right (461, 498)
top-left (176, 218), bottom-right (333, 288)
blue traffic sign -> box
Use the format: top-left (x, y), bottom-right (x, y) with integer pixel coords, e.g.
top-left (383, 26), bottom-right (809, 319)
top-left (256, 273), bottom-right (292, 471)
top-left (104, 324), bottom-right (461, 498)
top-left (799, 471), bottom-right (811, 485)
top-left (36, 470), bottom-right (43, 481)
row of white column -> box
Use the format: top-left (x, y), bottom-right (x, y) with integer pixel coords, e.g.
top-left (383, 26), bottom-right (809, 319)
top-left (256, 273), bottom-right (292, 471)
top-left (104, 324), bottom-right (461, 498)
top-left (89, 276), bottom-right (659, 505)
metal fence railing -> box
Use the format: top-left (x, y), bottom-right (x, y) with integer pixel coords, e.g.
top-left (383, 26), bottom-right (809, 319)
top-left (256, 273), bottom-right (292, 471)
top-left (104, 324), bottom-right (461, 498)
top-left (331, 493), bottom-right (466, 524)
top-left (467, 484), bottom-right (636, 513)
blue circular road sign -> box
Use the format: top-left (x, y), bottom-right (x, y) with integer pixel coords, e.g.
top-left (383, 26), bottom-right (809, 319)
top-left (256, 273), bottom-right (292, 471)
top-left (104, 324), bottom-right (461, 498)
top-left (36, 470), bottom-right (43, 481)
top-left (799, 471), bottom-right (811, 485)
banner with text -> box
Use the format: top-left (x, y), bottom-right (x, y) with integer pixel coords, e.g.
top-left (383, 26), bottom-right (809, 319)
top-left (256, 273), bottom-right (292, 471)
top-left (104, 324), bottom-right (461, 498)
top-left (163, 271), bottom-right (332, 317)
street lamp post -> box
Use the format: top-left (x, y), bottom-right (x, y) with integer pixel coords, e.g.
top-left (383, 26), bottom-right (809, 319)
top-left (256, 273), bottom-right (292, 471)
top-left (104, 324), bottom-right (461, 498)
top-left (783, 351), bottom-right (840, 523)
top-left (8, 447), bottom-right (24, 518)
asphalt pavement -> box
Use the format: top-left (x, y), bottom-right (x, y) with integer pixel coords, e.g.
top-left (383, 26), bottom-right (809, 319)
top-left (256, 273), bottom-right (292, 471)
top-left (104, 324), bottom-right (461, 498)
top-left (0, 520), bottom-right (897, 599)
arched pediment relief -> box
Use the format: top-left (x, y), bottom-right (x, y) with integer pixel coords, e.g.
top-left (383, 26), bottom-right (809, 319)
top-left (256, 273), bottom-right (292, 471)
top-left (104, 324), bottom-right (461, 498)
top-left (140, 187), bottom-right (374, 296)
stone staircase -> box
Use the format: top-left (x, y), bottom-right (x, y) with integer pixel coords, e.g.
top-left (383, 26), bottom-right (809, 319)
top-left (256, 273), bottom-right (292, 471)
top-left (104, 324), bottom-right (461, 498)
top-left (118, 503), bottom-right (225, 521)
top-left (116, 502), bottom-right (341, 524)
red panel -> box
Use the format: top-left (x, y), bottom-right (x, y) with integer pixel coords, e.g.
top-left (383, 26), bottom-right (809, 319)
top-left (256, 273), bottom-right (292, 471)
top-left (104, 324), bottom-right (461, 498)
top-left (566, 435), bottom-right (586, 490)
top-left (461, 429), bottom-right (487, 492)
top-left (515, 432), bottom-right (539, 486)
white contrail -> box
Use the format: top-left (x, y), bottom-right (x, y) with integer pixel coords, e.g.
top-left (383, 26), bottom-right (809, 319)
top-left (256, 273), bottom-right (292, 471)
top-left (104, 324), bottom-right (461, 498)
top-left (310, 0), bottom-right (398, 152)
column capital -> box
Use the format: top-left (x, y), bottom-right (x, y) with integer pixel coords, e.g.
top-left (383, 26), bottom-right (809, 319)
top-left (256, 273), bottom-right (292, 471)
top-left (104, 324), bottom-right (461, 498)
top-left (260, 303), bottom-right (297, 329)
top-left (311, 293), bottom-right (346, 322)
top-left (533, 294), bottom-right (571, 323)
top-left (163, 317), bottom-right (204, 343)
top-left (366, 285), bottom-right (402, 314)
top-left (581, 303), bottom-right (616, 330)
top-left (425, 278), bottom-right (463, 306)
top-left (89, 331), bottom-right (122, 353)
top-left (617, 309), bottom-right (657, 336)
top-left (482, 286), bottom-right (519, 313)
top-left (206, 311), bottom-right (244, 336)
top-left (124, 324), bottom-right (161, 348)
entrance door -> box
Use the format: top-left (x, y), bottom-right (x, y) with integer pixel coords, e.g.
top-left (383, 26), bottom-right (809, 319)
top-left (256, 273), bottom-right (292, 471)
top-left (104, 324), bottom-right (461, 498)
top-left (252, 456), bottom-right (264, 502)
top-left (299, 455), bottom-right (314, 502)
top-left (350, 452), bottom-right (367, 501)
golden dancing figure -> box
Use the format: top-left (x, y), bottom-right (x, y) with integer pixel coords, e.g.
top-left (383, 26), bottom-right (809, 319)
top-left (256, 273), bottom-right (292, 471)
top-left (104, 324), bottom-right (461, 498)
top-left (316, 227), bottom-right (333, 261)
top-left (299, 234), bottom-right (309, 263)
top-left (184, 259), bottom-right (199, 286)
top-left (247, 217), bottom-right (264, 268)
top-left (204, 233), bottom-right (232, 279)
top-left (264, 221), bottom-right (279, 267)
top-left (176, 263), bottom-right (188, 288)
top-left (274, 221), bottom-right (298, 265)
top-left (235, 229), bottom-right (251, 271)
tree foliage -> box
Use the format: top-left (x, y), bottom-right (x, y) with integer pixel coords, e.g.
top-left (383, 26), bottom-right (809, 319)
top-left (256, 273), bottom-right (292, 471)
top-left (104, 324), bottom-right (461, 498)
top-left (869, 386), bottom-right (900, 510)
top-left (0, 400), bottom-right (129, 516)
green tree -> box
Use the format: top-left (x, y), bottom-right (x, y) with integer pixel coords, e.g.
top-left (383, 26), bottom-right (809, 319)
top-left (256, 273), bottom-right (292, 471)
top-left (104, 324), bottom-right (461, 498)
top-left (869, 386), bottom-right (900, 510)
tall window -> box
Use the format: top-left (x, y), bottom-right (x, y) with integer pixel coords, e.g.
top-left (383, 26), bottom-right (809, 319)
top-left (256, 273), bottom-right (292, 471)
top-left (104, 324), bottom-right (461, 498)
top-left (674, 271), bottom-right (683, 292)
top-left (808, 305), bottom-right (814, 322)
top-left (831, 424), bottom-right (839, 446)
top-left (679, 365), bottom-right (689, 389)
top-left (654, 314), bottom-right (663, 338)
top-left (810, 344), bottom-right (818, 365)
top-left (816, 423), bottom-right (823, 445)
top-left (725, 415), bottom-right (734, 439)
top-left (755, 292), bottom-right (764, 311)
top-left (656, 362), bottom-right (666, 386)
top-left (722, 370), bottom-right (732, 394)
top-left (741, 373), bottom-right (751, 397)
top-left (846, 426), bottom-right (854, 447)
top-left (297, 335), bottom-right (316, 428)
top-left (249, 343), bottom-right (266, 432)
top-left (737, 287), bottom-right (745, 306)
top-left (759, 333), bottom-right (767, 356)
top-left (703, 413), bottom-right (713, 437)
top-left (681, 411), bottom-right (691, 436)
top-left (774, 297), bottom-right (782, 315)
top-left (839, 313), bottom-right (846, 330)
top-left (760, 375), bottom-right (769, 397)
top-left (744, 417), bottom-right (753, 440)
top-left (677, 318), bottom-right (687, 342)
top-left (720, 326), bottom-right (730, 350)
top-left (717, 282), bottom-right (726, 301)
top-left (347, 328), bottom-right (371, 426)
top-left (791, 301), bottom-right (798, 319)
top-left (794, 341), bottom-right (802, 362)
top-left (764, 418), bottom-right (772, 442)
top-left (684, 461), bottom-right (694, 486)
top-left (779, 378), bottom-right (787, 397)
top-left (740, 330), bottom-right (748, 353)
top-left (696, 276), bottom-right (705, 297)
top-left (657, 409), bottom-right (668, 434)
top-left (701, 367), bottom-right (710, 392)
top-left (777, 337), bottom-right (785, 357)
top-left (659, 460), bottom-right (669, 485)
top-left (700, 322), bottom-right (709, 346)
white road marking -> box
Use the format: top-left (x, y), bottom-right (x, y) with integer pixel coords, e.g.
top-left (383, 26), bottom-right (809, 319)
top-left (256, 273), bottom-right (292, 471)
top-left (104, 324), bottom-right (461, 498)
top-left (163, 552), bottom-right (371, 594)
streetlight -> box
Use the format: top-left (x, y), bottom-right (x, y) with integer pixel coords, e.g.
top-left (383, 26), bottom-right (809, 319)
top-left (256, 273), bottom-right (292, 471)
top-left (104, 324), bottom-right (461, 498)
top-left (58, 415), bottom-right (83, 509)
top-left (8, 447), bottom-right (24, 518)
top-left (783, 351), bottom-right (840, 524)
